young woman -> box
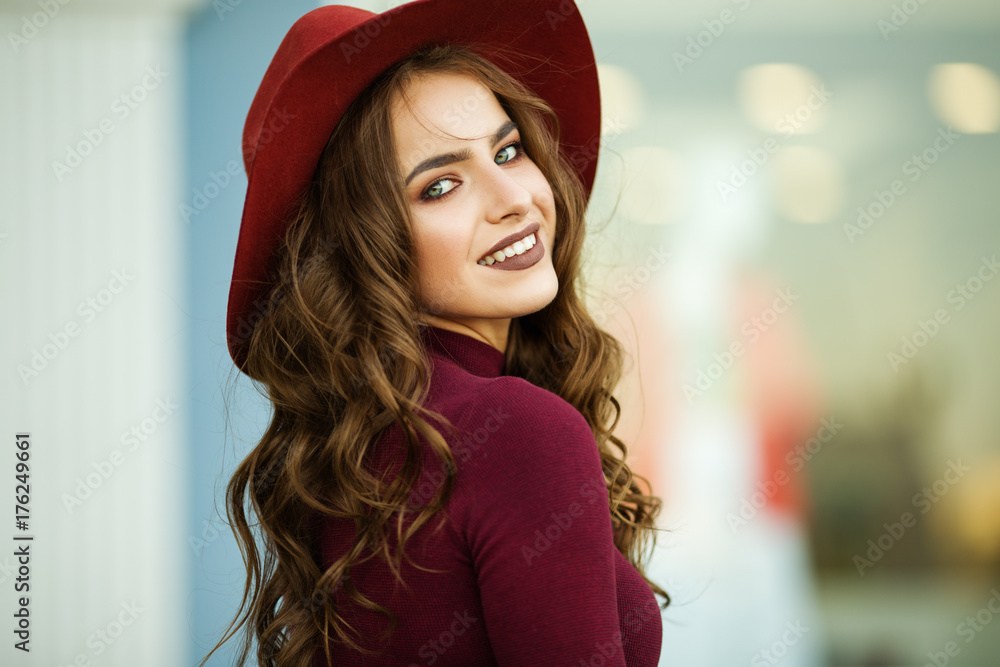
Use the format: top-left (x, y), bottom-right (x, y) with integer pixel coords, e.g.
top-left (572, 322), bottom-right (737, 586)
top-left (208, 1), bottom-right (669, 665)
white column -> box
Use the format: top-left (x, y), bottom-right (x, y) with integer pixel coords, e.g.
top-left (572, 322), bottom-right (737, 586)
top-left (1, 3), bottom-right (199, 664)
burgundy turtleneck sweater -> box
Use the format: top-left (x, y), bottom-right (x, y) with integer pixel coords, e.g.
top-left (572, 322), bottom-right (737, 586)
top-left (311, 324), bottom-right (663, 666)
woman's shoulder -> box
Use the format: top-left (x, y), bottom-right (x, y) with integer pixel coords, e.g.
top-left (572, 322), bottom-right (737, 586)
top-left (425, 346), bottom-right (578, 410)
top-left (431, 374), bottom-right (610, 553)
top-left (428, 362), bottom-right (589, 436)
top-left (481, 375), bottom-right (588, 427)
top-left (433, 373), bottom-right (598, 471)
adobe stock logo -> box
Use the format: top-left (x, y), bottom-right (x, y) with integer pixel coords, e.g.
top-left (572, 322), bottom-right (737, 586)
top-left (18, 269), bottom-right (136, 385)
top-left (886, 254), bottom-right (997, 373)
top-left (683, 287), bottom-right (799, 403)
top-left (717, 84), bottom-right (833, 202)
top-left (407, 610), bottom-right (478, 666)
top-left (544, 0), bottom-right (581, 31)
top-left (338, 5), bottom-right (406, 64)
top-left (922, 588), bottom-right (1000, 667)
top-left (843, 126), bottom-right (960, 244)
top-left (51, 66), bottom-right (169, 181)
top-left (179, 160), bottom-right (242, 224)
top-left (853, 459), bottom-right (969, 576)
top-left (727, 416), bottom-right (841, 533)
top-left (750, 620), bottom-right (809, 667)
top-left (241, 106), bottom-right (296, 167)
top-left (671, 0), bottom-right (756, 73)
top-left (877, 0), bottom-right (934, 40)
top-left (7, 0), bottom-right (72, 53)
top-left (520, 477), bottom-right (605, 566)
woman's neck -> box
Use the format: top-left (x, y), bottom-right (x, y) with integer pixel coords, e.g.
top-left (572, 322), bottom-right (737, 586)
top-left (417, 314), bottom-right (510, 355)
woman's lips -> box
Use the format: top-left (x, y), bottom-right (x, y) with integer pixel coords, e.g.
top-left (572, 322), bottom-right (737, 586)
top-left (478, 221), bottom-right (541, 262)
top-left (482, 233), bottom-right (544, 271)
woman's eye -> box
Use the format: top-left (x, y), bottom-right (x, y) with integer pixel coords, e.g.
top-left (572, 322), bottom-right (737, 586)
top-left (421, 177), bottom-right (457, 201)
top-left (495, 141), bottom-right (523, 165)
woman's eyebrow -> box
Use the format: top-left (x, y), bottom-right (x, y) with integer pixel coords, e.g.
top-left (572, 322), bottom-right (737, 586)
top-left (404, 119), bottom-right (518, 186)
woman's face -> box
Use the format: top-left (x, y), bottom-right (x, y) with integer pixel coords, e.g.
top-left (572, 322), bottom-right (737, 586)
top-left (390, 72), bottom-right (559, 351)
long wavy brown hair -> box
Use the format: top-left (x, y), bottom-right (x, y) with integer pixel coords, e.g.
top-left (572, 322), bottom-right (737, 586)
top-left (202, 42), bottom-right (669, 667)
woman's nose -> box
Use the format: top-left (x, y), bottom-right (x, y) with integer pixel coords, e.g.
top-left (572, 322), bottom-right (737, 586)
top-left (483, 162), bottom-right (532, 223)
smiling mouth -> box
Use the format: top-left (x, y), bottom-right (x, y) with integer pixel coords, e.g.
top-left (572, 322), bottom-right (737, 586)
top-left (477, 232), bottom-right (544, 271)
top-left (477, 221), bottom-right (541, 264)
top-left (478, 232), bottom-right (537, 265)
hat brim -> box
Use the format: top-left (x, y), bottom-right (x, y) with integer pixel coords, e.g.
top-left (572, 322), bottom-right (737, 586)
top-left (227, 0), bottom-right (601, 371)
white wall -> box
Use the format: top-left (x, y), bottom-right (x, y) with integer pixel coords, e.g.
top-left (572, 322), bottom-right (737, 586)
top-left (1, 5), bottom-right (194, 665)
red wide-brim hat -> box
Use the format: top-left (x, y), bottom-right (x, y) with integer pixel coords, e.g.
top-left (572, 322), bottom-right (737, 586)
top-left (227, 0), bottom-right (602, 372)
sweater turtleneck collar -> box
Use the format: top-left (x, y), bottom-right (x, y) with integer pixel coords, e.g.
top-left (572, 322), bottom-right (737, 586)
top-left (419, 324), bottom-right (506, 379)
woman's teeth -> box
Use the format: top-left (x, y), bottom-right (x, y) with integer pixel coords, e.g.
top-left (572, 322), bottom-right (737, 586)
top-left (477, 233), bottom-right (536, 265)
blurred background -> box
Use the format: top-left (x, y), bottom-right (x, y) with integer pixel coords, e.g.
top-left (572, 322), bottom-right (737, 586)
top-left (2, 0), bottom-right (998, 665)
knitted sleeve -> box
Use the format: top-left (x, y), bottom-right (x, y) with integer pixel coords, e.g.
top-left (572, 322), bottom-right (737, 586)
top-left (449, 376), bottom-right (628, 666)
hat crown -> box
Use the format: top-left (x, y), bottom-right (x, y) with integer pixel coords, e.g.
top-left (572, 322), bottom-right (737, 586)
top-left (242, 4), bottom-right (377, 177)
